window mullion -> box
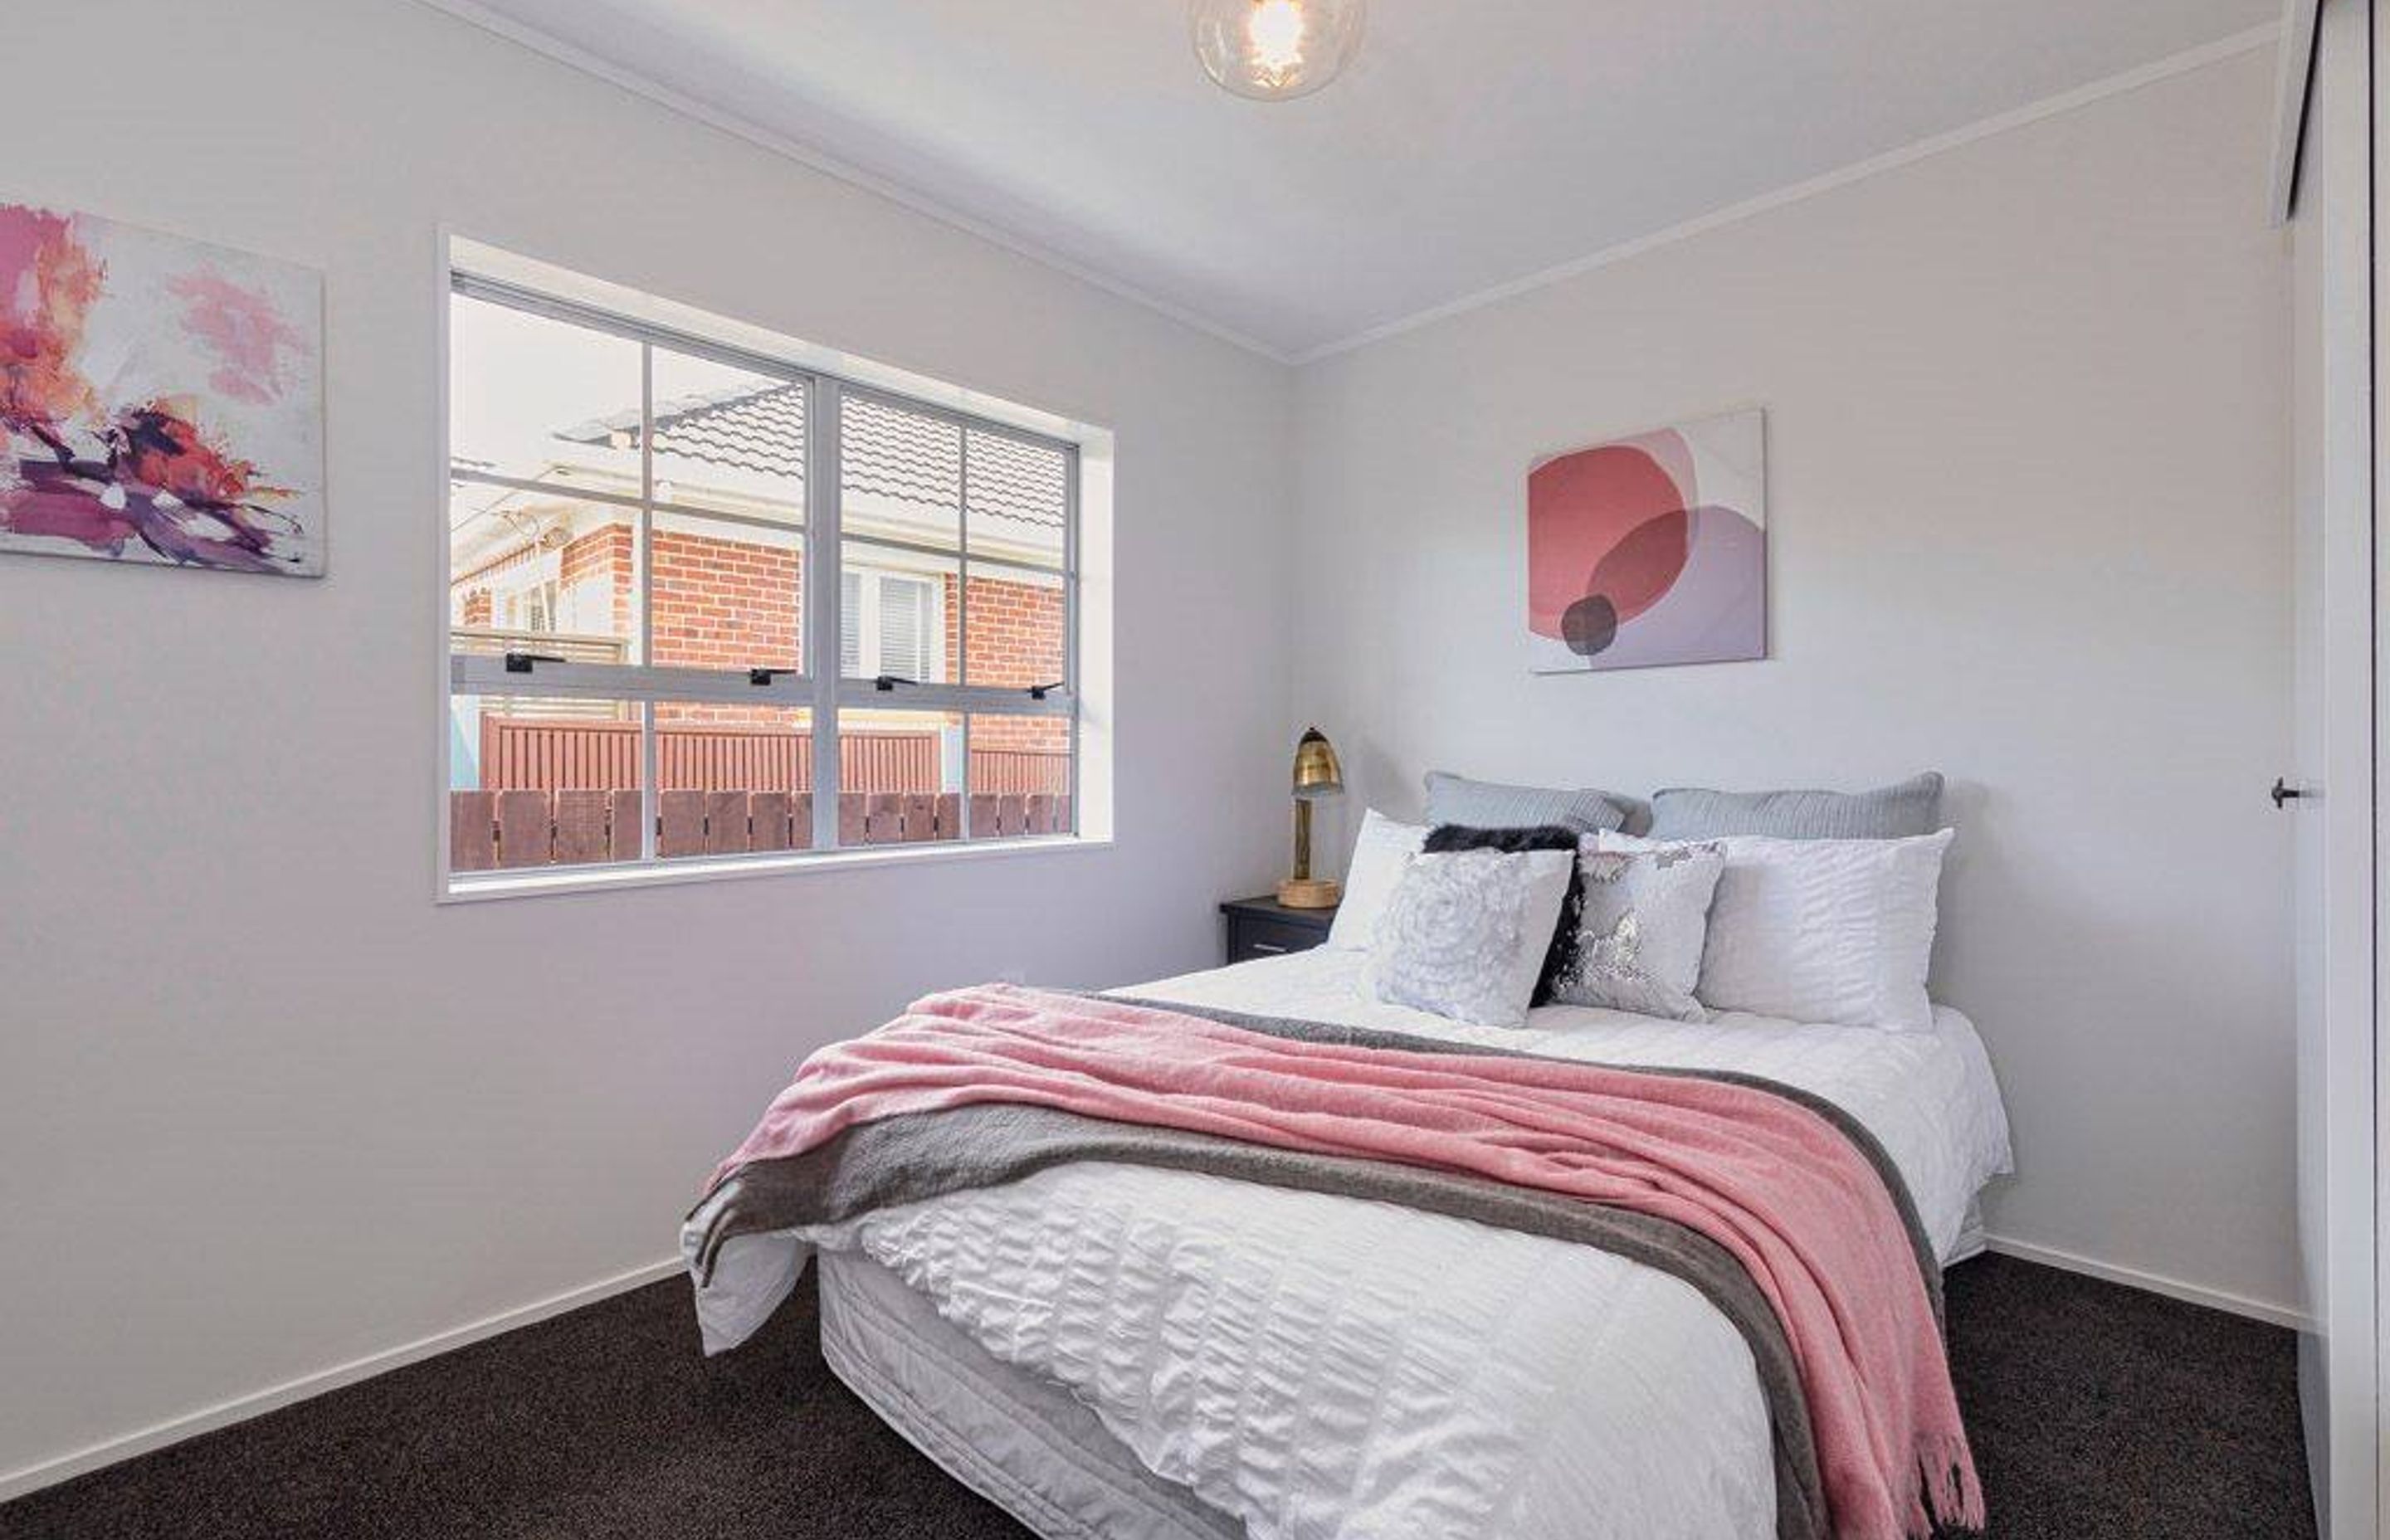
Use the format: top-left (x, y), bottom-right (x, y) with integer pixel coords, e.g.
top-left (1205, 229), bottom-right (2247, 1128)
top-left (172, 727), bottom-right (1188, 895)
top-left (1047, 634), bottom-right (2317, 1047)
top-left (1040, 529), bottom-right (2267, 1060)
top-left (638, 341), bottom-right (659, 862)
top-left (1066, 445), bottom-right (1080, 835)
top-left (807, 378), bottom-right (843, 850)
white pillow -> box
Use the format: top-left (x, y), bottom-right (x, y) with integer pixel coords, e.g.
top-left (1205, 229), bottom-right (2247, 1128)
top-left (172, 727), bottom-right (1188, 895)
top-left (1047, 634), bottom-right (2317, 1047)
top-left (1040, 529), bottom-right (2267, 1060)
top-left (1324, 808), bottom-right (1428, 951)
top-left (1596, 828), bottom-right (1954, 1032)
top-left (1365, 848), bottom-right (1575, 1030)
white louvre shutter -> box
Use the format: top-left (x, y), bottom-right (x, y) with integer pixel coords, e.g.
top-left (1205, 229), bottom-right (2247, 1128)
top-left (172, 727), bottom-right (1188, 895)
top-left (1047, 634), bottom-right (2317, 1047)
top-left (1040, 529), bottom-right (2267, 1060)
top-left (840, 568), bottom-right (863, 675)
top-left (879, 575), bottom-right (931, 680)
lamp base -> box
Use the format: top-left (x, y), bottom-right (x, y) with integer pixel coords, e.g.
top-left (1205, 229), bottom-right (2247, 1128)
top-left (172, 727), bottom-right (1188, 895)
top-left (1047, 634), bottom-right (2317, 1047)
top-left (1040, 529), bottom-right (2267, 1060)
top-left (1275, 876), bottom-right (1343, 909)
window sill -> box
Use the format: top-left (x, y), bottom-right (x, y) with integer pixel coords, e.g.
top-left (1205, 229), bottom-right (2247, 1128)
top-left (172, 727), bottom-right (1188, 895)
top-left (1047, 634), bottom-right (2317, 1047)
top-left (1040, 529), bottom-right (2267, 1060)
top-left (439, 833), bottom-right (1111, 904)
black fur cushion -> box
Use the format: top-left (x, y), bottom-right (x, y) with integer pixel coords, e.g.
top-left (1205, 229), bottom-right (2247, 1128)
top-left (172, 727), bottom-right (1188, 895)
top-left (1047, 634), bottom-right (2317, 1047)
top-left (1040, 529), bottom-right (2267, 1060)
top-left (1422, 823), bottom-right (1584, 1007)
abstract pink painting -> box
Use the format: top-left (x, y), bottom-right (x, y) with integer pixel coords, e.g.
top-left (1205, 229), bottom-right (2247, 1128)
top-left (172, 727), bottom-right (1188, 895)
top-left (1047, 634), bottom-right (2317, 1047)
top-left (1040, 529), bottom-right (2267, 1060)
top-left (1526, 408), bottom-right (1765, 672)
top-left (1, 202), bottom-right (323, 577)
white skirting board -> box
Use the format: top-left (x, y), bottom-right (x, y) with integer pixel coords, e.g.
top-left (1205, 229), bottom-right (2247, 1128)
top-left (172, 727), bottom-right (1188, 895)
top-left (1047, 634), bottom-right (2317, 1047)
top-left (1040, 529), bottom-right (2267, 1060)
top-left (0, 1256), bottom-right (685, 1505)
top-left (1982, 1235), bottom-right (2309, 1332)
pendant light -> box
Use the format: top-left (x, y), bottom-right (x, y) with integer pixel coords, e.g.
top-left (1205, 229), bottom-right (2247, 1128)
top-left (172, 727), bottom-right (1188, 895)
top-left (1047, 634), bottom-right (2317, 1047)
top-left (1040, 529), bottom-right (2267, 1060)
top-left (1189, 0), bottom-right (1366, 101)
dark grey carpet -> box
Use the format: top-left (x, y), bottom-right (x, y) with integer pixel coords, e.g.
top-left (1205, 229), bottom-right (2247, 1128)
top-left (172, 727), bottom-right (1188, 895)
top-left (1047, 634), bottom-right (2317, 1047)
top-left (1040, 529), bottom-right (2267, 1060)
top-left (1, 1254), bottom-right (2311, 1539)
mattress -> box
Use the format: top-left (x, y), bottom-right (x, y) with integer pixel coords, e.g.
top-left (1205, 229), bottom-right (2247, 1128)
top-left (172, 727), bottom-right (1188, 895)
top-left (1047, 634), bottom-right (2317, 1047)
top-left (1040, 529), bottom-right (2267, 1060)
top-left (773, 949), bottom-right (2015, 1540)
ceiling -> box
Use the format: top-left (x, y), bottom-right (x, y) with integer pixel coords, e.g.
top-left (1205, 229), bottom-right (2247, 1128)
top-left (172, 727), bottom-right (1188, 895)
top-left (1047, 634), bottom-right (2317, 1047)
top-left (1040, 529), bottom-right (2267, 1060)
top-left (433, 0), bottom-right (2280, 361)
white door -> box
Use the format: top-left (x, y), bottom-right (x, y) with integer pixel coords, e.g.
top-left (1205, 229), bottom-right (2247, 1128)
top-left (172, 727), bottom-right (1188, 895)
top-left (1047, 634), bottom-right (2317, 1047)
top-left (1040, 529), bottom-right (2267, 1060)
top-left (2288, 1), bottom-right (2378, 1535)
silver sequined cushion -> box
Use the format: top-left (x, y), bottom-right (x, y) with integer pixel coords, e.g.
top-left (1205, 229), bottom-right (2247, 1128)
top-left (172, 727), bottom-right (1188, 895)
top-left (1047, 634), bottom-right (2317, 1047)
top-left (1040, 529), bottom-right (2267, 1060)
top-left (1365, 848), bottom-right (1576, 1030)
top-left (1549, 841), bottom-right (1727, 1021)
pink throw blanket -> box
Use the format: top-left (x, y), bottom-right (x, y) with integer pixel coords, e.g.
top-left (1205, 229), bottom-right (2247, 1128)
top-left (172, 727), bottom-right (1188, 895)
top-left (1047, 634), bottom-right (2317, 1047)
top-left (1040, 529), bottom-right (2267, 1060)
top-left (715, 984), bottom-right (1983, 1539)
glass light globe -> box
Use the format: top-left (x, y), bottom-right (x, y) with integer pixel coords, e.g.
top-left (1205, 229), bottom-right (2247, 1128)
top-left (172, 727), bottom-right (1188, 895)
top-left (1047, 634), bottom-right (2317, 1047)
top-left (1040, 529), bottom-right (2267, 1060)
top-left (1189, 0), bottom-right (1366, 101)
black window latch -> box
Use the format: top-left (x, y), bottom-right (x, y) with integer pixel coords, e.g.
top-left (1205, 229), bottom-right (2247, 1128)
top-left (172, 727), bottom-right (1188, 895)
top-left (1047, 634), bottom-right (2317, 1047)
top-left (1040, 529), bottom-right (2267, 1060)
top-left (749, 668), bottom-right (797, 687)
top-left (875, 674), bottom-right (920, 693)
top-left (504, 651), bottom-right (568, 674)
top-left (1027, 680), bottom-right (1066, 701)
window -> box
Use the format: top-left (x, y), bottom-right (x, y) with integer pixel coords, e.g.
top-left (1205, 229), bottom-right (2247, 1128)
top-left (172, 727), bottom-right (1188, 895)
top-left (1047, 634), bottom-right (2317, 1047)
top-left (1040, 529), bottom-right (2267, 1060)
top-left (445, 266), bottom-right (1080, 887)
top-left (841, 568), bottom-right (944, 683)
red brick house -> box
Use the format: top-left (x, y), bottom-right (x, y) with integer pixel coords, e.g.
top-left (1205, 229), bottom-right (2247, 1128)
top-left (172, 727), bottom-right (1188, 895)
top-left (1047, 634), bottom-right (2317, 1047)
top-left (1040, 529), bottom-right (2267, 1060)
top-left (449, 384), bottom-right (1069, 802)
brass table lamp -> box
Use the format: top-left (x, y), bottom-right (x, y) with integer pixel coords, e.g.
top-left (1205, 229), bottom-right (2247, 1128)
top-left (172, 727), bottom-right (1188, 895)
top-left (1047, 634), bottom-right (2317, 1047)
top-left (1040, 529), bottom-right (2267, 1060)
top-left (1278, 727), bottom-right (1344, 909)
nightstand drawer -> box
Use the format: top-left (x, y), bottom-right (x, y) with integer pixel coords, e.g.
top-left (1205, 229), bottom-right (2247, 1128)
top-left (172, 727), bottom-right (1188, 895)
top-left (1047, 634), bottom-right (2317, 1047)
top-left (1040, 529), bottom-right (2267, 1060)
top-left (1229, 914), bottom-right (1327, 962)
top-left (1220, 895), bottom-right (1339, 965)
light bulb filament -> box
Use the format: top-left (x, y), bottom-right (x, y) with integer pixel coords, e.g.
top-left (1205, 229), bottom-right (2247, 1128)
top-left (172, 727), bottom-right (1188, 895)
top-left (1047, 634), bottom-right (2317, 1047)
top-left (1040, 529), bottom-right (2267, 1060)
top-left (1247, 0), bottom-right (1307, 76)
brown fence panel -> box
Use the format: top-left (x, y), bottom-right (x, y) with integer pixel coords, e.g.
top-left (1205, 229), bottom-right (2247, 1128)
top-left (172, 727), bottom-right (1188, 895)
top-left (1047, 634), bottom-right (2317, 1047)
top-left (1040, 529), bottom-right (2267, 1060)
top-left (553, 789), bottom-right (612, 864)
top-left (749, 792), bottom-right (793, 852)
top-left (935, 792), bottom-right (963, 841)
top-left (700, 791), bottom-right (749, 855)
top-left (863, 792), bottom-right (905, 845)
top-left (792, 792), bottom-right (814, 850)
top-left (483, 718), bottom-right (640, 792)
top-left (837, 793), bottom-right (867, 846)
top-left (969, 750), bottom-right (1070, 797)
top-left (897, 793), bottom-right (937, 843)
top-left (661, 728), bottom-right (803, 793)
top-left (658, 790), bottom-right (706, 857)
top-left (480, 719), bottom-right (951, 797)
top-left (451, 791), bottom-right (497, 871)
top-left (843, 732), bottom-right (943, 794)
top-left (495, 790), bottom-right (553, 869)
top-left (609, 789), bottom-right (642, 860)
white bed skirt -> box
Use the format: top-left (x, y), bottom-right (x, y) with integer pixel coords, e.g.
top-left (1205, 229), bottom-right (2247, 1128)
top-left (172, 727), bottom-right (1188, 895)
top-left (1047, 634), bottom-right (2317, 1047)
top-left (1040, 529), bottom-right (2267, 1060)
top-left (819, 1250), bottom-right (1239, 1539)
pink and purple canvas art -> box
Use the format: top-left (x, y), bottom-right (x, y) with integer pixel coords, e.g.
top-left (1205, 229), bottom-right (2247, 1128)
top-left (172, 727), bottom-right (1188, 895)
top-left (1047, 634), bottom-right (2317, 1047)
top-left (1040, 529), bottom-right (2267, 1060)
top-left (1526, 408), bottom-right (1766, 673)
top-left (1, 202), bottom-right (323, 577)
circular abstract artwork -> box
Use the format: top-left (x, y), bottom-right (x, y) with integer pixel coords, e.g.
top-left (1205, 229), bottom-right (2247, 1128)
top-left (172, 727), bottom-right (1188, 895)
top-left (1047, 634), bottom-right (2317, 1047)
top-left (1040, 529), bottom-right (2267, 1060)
top-left (1525, 409), bottom-right (1765, 672)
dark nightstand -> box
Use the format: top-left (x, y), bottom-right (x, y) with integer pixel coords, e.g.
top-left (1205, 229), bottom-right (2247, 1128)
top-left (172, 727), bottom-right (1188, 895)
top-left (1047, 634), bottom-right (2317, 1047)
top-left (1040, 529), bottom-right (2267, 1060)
top-left (1220, 894), bottom-right (1339, 965)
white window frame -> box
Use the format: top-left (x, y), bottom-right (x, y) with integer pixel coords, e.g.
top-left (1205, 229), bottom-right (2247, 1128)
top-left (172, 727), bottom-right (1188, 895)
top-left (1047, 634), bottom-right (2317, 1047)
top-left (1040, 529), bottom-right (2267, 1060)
top-left (441, 265), bottom-right (1084, 895)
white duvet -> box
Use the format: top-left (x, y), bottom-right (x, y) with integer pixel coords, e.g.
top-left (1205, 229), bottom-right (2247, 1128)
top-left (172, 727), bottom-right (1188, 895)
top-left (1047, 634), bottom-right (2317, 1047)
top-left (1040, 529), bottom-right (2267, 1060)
top-left (699, 950), bottom-right (2012, 1540)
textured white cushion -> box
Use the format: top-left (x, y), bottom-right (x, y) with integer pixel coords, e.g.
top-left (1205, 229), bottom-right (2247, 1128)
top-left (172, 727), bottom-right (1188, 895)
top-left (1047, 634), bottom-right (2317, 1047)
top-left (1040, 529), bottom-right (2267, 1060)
top-left (1324, 809), bottom-right (1427, 951)
top-left (1365, 848), bottom-right (1575, 1029)
top-left (1597, 828), bottom-right (1954, 1032)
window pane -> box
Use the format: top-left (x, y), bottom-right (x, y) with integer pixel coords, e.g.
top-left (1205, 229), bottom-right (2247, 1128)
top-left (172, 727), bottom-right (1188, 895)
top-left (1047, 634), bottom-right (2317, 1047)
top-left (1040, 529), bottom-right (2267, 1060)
top-left (451, 295), bottom-right (642, 492)
top-left (647, 349), bottom-right (804, 525)
top-left (837, 709), bottom-right (963, 846)
top-left (450, 480), bottom-right (641, 663)
top-left (962, 561), bottom-right (1066, 690)
top-left (449, 694), bottom-right (645, 872)
top-left (651, 702), bottom-right (817, 857)
top-left (964, 428), bottom-right (1067, 571)
top-left (841, 539), bottom-right (956, 683)
top-left (841, 394), bottom-right (960, 550)
top-left (968, 714), bottom-right (1072, 839)
top-left (649, 510), bottom-right (802, 674)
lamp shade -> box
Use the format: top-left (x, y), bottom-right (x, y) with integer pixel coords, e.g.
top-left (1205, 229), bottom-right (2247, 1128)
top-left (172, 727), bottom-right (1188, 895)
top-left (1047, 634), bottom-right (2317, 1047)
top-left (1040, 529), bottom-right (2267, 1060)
top-left (1291, 727), bottom-right (1342, 799)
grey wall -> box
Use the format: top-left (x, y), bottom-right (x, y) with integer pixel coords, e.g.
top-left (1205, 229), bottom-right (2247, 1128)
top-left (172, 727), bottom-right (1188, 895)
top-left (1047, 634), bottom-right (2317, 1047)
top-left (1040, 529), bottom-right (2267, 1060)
top-left (0, 0), bottom-right (1293, 1489)
top-left (1288, 47), bottom-right (2296, 1313)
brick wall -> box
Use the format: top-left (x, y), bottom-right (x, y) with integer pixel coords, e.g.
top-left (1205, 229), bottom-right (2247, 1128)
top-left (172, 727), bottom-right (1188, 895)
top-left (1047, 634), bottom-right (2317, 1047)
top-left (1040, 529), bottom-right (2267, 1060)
top-left (949, 571), bottom-right (1066, 752)
top-left (454, 519), bottom-right (1069, 771)
top-left (560, 524), bottom-right (633, 641)
top-left (651, 528), bottom-right (800, 726)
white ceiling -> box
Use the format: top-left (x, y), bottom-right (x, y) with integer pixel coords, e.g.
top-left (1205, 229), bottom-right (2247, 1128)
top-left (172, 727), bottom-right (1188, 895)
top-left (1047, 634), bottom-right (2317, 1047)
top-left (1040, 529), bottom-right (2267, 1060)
top-left (432, 0), bottom-right (2280, 360)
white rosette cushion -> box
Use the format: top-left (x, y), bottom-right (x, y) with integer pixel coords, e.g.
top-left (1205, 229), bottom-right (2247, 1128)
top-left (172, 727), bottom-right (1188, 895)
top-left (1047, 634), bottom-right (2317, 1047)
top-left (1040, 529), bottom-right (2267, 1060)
top-left (1364, 847), bottom-right (1574, 1029)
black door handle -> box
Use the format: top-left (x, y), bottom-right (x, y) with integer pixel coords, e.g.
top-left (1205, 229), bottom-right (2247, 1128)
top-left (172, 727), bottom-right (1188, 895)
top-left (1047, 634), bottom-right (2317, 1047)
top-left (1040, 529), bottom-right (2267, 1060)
top-left (2271, 777), bottom-right (2309, 808)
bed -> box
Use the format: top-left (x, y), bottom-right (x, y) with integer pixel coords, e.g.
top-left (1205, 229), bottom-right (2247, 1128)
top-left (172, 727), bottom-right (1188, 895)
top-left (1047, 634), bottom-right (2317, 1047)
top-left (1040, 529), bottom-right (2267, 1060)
top-left (694, 947), bottom-right (2012, 1540)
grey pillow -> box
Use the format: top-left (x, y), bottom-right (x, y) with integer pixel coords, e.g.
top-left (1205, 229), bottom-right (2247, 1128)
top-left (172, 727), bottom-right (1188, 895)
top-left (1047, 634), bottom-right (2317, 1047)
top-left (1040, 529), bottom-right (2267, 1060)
top-left (1646, 772), bottom-right (1944, 841)
top-left (1422, 771), bottom-right (1632, 834)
